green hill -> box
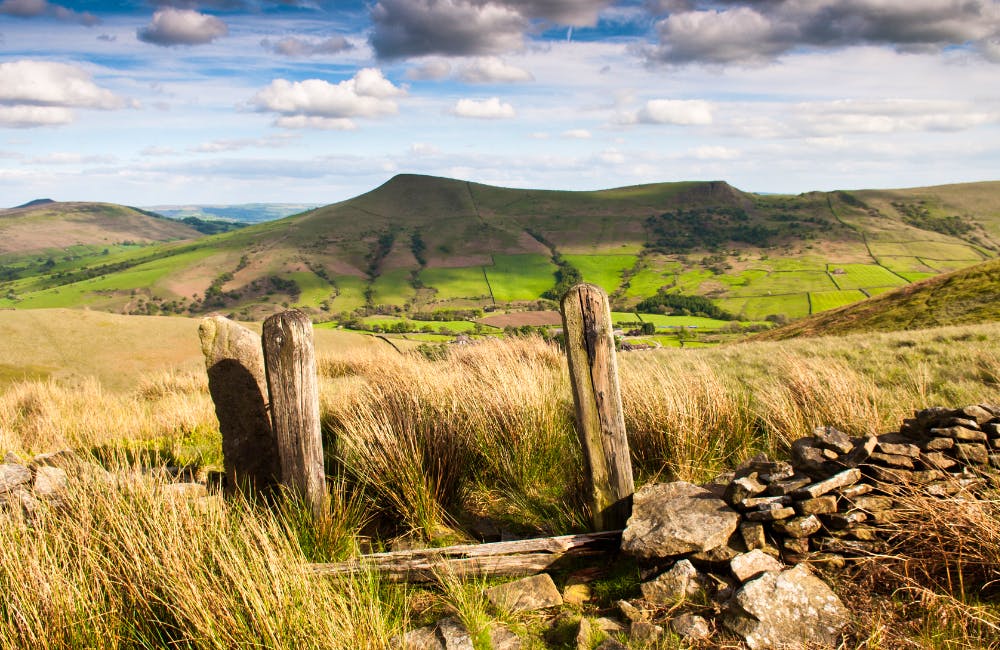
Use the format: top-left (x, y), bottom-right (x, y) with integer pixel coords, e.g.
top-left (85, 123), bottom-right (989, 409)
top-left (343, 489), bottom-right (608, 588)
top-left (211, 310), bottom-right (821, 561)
top-left (0, 175), bottom-right (997, 322)
top-left (753, 257), bottom-right (1000, 340)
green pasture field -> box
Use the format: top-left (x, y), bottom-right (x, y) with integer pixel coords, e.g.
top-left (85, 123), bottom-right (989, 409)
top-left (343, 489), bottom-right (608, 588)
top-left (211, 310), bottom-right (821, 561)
top-left (369, 269), bottom-right (415, 307)
top-left (624, 267), bottom-right (674, 297)
top-left (358, 315), bottom-right (493, 334)
top-left (920, 258), bottom-right (985, 273)
top-left (867, 240), bottom-right (984, 260)
top-left (562, 254), bottom-right (637, 294)
top-left (726, 270), bottom-right (836, 297)
top-left (485, 254), bottom-right (556, 302)
top-left (634, 314), bottom-right (732, 330)
top-left (865, 286), bottom-right (896, 297)
top-left (877, 256), bottom-right (937, 274)
top-left (828, 263), bottom-right (908, 290)
top-left (420, 266), bottom-right (492, 301)
top-left (895, 272), bottom-right (937, 282)
top-left (756, 257), bottom-right (829, 272)
top-left (716, 294), bottom-right (810, 321)
top-left (809, 290), bottom-right (867, 313)
top-left (288, 271), bottom-right (334, 308)
top-left (327, 275), bottom-right (367, 313)
top-left (673, 269), bottom-right (716, 294)
top-left (0, 247), bottom-right (218, 309)
top-left (712, 269), bottom-right (769, 291)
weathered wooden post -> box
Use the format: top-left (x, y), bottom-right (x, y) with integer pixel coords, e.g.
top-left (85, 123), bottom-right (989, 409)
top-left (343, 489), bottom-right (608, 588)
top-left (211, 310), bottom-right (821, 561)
top-left (560, 283), bottom-right (635, 531)
top-left (262, 309), bottom-right (327, 518)
top-left (198, 315), bottom-right (280, 498)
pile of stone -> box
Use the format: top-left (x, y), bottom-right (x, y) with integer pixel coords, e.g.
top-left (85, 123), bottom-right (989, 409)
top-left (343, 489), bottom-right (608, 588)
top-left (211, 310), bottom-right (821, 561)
top-left (0, 451), bottom-right (71, 520)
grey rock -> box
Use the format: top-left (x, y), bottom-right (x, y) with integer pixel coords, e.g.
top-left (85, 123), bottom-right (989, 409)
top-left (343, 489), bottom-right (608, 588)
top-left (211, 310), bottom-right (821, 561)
top-left (690, 530), bottom-right (746, 563)
top-left (730, 549), bottom-right (783, 582)
top-left (3, 451), bottom-right (24, 465)
top-left (772, 515), bottom-right (822, 538)
top-left (930, 426), bottom-right (987, 443)
top-left (813, 426), bottom-right (854, 454)
top-left (868, 452), bottom-right (914, 469)
top-left (31, 450), bottom-right (78, 468)
top-left (725, 473), bottom-right (766, 504)
top-left (839, 435), bottom-right (878, 468)
top-left (629, 621), bottom-right (663, 645)
top-left (724, 565), bottom-right (849, 650)
top-left (593, 640), bottom-right (627, 650)
top-left (790, 439), bottom-right (831, 478)
top-left (489, 624), bottom-right (521, 650)
top-left (640, 559), bottom-right (704, 604)
top-left (437, 618), bottom-right (474, 650)
top-left (791, 468), bottom-right (861, 499)
top-left (839, 483), bottom-right (873, 498)
top-left (766, 476), bottom-right (811, 496)
top-left (922, 437), bottom-right (955, 451)
top-left (745, 506), bottom-right (796, 521)
top-left (485, 573), bottom-right (562, 612)
top-left (399, 625), bottom-right (443, 650)
top-left (33, 465), bottom-right (68, 499)
top-left (740, 521), bottom-right (768, 551)
top-left (955, 443), bottom-right (989, 465)
top-left (617, 599), bottom-right (647, 623)
top-left (794, 495), bottom-right (838, 516)
top-left (621, 481), bottom-right (740, 559)
top-left (671, 613), bottom-right (711, 641)
top-left (0, 463), bottom-right (32, 493)
top-left (959, 405), bottom-right (995, 425)
top-left (576, 617), bottom-right (593, 650)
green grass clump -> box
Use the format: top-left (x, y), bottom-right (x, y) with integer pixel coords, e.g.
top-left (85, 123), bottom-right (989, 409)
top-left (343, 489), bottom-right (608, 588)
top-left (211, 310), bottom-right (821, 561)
top-left (485, 255), bottom-right (557, 302)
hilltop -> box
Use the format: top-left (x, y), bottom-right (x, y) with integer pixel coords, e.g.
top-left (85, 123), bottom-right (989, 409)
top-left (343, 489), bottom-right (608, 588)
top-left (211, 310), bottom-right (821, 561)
top-left (0, 175), bottom-right (997, 324)
top-left (752, 257), bottom-right (1000, 340)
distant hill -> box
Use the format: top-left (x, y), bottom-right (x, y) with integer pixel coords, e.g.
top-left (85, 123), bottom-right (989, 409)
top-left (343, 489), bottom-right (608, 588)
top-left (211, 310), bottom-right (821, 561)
top-left (13, 198), bottom-right (55, 209)
top-left (0, 201), bottom-right (200, 256)
top-left (146, 203), bottom-right (321, 224)
top-left (753, 257), bottom-right (1000, 340)
top-left (0, 175), bottom-right (997, 323)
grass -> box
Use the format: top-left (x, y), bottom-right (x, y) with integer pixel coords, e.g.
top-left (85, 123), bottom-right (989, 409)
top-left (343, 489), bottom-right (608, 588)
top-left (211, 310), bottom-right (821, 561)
top-left (484, 254), bottom-right (557, 302)
top-left (828, 263), bottom-right (908, 291)
top-left (809, 289), bottom-right (867, 313)
top-left (1, 318), bottom-right (1000, 647)
top-left (633, 314), bottom-right (732, 330)
top-left (716, 293), bottom-right (811, 320)
top-left (562, 254), bottom-right (636, 295)
top-left (420, 266), bottom-right (492, 302)
top-left (328, 275), bottom-right (368, 313)
top-left (370, 269), bottom-right (415, 307)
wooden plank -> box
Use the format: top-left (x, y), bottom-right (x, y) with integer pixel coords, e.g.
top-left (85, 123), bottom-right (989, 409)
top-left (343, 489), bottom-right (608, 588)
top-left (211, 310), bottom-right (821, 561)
top-left (198, 315), bottom-right (280, 498)
top-left (262, 309), bottom-right (327, 517)
top-left (309, 530), bottom-right (622, 582)
top-left (560, 284), bottom-right (635, 531)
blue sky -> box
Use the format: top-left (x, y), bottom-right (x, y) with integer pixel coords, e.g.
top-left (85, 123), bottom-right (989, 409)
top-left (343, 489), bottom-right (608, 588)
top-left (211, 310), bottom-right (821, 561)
top-left (1, 0), bottom-right (998, 206)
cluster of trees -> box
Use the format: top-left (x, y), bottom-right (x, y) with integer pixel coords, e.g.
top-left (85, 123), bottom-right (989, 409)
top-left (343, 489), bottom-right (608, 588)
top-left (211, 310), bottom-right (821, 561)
top-left (892, 201), bottom-right (974, 237)
top-left (646, 206), bottom-right (782, 252)
top-left (635, 292), bottom-right (735, 320)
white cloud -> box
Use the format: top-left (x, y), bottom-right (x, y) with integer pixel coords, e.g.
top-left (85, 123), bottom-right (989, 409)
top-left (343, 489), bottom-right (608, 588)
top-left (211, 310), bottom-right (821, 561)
top-left (619, 99), bottom-right (714, 125)
top-left (458, 57), bottom-right (534, 83)
top-left (141, 146), bottom-right (177, 156)
top-left (370, 0), bottom-right (526, 59)
top-left (562, 128), bottom-right (591, 139)
top-left (690, 145), bottom-right (740, 160)
top-left (409, 142), bottom-right (440, 155)
top-left (450, 97), bottom-right (516, 119)
top-left (192, 135), bottom-right (297, 153)
top-left (251, 68), bottom-right (405, 130)
top-left (0, 60), bottom-right (126, 128)
top-left (0, 0), bottom-right (99, 25)
top-left (260, 36), bottom-right (352, 57)
top-left (26, 152), bottom-right (116, 164)
top-left (138, 8), bottom-right (228, 47)
top-left (792, 99), bottom-right (998, 135)
top-left (405, 60), bottom-right (452, 80)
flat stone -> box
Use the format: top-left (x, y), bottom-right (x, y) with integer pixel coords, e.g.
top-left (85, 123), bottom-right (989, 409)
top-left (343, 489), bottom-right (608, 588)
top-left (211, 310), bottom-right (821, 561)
top-left (867, 510), bottom-right (904, 524)
top-left (958, 405), bottom-right (995, 425)
top-left (813, 426), bottom-right (854, 454)
top-left (640, 559), bottom-right (705, 605)
top-left (690, 531), bottom-right (746, 563)
top-left (945, 417), bottom-right (981, 430)
top-left (33, 465), bottom-right (68, 499)
top-left (863, 466), bottom-right (913, 484)
top-left (813, 538), bottom-right (886, 554)
top-left (867, 453), bottom-right (914, 469)
top-left (740, 495), bottom-right (791, 510)
top-left (766, 476), bottom-right (812, 496)
top-left (876, 441), bottom-right (921, 457)
top-left (849, 495), bottom-right (893, 512)
top-left (839, 483), bottom-right (873, 498)
top-left (955, 443), bottom-right (989, 465)
top-left (562, 583), bottom-right (591, 607)
top-left (489, 624), bottom-right (521, 650)
top-left (922, 437), bottom-right (955, 451)
top-left (622, 482), bottom-right (741, 559)
top-left (920, 452), bottom-right (957, 469)
top-left (925, 480), bottom-right (961, 496)
top-left (731, 549), bottom-right (783, 582)
top-left (0, 463), bottom-right (31, 493)
top-left (485, 574), bottom-right (562, 612)
top-left (795, 495), bottom-right (838, 516)
top-left (30, 450), bottom-right (78, 468)
top-left (399, 625), bottom-right (443, 650)
top-left (780, 537), bottom-right (810, 554)
top-left (745, 507), bottom-right (796, 522)
top-left (724, 565), bottom-right (849, 650)
top-left (930, 427), bottom-right (987, 443)
top-left (594, 640), bottom-right (627, 650)
top-left (671, 613), bottom-right (710, 641)
top-left (791, 439), bottom-right (833, 478)
top-left (772, 515), bottom-right (822, 538)
top-left (617, 599), bottom-right (647, 624)
top-left (740, 521), bottom-right (768, 551)
top-left (437, 618), bottom-right (474, 650)
top-left (821, 511), bottom-right (867, 530)
top-left (804, 553), bottom-right (847, 572)
top-left (791, 469), bottom-right (861, 499)
top-left (725, 473), bottom-right (767, 504)
top-left (839, 435), bottom-right (878, 468)
top-left (2, 451), bottom-right (24, 465)
top-left (629, 621), bottom-right (663, 645)
top-left (575, 617), bottom-right (593, 650)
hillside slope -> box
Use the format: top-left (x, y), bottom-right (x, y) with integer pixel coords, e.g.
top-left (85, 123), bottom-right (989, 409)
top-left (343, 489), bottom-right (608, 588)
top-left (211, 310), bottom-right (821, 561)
top-left (753, 257), bottom-right (1000, 340)
top-left (0, 175), bottom-right (997, 322)
top-left (0, 201), bottom-right (201, 256)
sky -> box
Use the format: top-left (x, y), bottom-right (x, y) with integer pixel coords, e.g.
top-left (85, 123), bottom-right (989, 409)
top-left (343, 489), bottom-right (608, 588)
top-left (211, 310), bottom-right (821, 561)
top-left (1, 0), bottom-right (999, 206)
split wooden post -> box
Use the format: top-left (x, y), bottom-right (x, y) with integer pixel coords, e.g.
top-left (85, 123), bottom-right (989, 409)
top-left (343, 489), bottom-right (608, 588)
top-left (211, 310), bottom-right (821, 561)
top-left (262, 309), bottom-right (327, 518)
top-left (560, 283), bottom-right (635, 531)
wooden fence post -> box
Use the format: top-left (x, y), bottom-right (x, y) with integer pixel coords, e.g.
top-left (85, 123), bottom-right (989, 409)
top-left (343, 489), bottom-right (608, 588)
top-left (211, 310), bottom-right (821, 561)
top-left (262, 309), bottom-right (327, 518)
top-left (198, 315), bottom-right (280, 498)
top-left (560, 283), bottom-right (635, 531)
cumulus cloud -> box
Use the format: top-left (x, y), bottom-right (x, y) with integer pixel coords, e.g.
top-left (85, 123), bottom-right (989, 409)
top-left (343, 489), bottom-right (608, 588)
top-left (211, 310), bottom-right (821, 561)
top-left (792, 98), bottom-right (998, 135)
top-left (405, 60), bottom-right (453, 80)
top-left (0, 0), bottom-right (99, 25)
top-left (371, 0), bottom-right (527, 59)
top-left (642, 0), bottom-right (1000, 65)
top-left (450, 96), bottom-right (516, 119)
top-left (192, 134), bottom-right (297, 153)
top-left (251, 68), bottom-right (405, 130)
top-left (0, 60), bottom-right (127, 128)
top-left (458, 57), bottom-right (534, 82)
top-left (260, 36), bottom-right (352, 57)
top-left (27, 152), bottom-right (116, 165)
top-left (562, 128), bottom-right (591, 138)
top-left (618, 99), bottom-right (713, 125)
top-left (690, 145), bottom-right (740, 160)
top-left (138, 8), bottom-right (228, 46)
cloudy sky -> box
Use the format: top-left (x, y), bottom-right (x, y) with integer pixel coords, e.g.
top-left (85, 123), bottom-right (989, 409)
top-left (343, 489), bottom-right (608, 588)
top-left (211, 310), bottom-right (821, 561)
top-left (1, 0), bottom-right (999, 206)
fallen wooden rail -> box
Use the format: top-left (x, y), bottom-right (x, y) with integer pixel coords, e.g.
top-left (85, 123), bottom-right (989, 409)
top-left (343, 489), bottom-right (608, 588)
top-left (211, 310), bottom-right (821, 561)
top-left (309, 530), bottom-right (623, 582)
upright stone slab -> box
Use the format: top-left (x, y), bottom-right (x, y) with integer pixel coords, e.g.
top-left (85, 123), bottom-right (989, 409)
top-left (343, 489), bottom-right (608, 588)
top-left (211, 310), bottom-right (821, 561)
top-left (199, 315), bottom-right (280, 498)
